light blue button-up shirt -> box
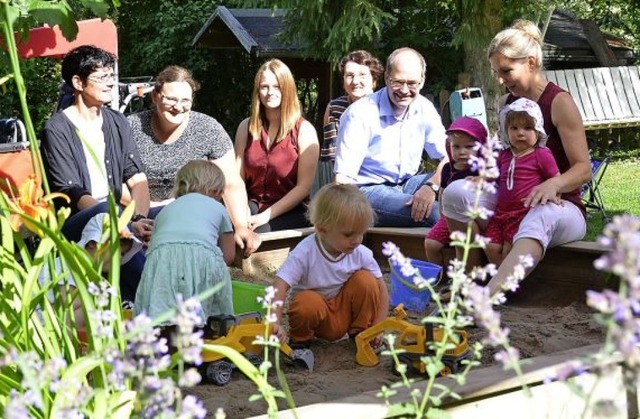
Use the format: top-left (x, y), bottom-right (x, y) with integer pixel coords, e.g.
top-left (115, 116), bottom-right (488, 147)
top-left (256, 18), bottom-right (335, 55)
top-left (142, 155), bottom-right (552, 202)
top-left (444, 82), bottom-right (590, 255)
top-left (334, 87), bottom-right (447, 185)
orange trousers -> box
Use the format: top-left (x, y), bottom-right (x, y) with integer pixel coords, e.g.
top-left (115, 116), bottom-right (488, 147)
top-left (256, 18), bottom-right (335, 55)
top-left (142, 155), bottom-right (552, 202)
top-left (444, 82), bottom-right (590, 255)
top-left (288, 270), bottom-right (385, 342)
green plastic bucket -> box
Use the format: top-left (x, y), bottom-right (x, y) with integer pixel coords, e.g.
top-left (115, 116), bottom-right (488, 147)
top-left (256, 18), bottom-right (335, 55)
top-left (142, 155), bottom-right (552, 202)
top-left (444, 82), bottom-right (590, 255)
top-left (232, 280), bottom-right (267, 315)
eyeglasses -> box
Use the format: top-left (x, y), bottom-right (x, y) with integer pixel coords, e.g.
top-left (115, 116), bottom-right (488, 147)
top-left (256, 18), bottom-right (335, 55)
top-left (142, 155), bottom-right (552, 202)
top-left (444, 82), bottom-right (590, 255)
top-left (159, 93), bottom-right (193, 109)
top-left (344, 72), bottom-right (372, 82)
top-left (87, 73), bottom-right (117, 84)
top-left (388, 78), bottom-right (421, 90)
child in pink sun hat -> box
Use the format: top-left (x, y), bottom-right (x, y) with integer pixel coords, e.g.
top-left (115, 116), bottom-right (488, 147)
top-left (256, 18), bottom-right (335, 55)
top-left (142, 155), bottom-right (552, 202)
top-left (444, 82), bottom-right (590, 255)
top-left (484, 98), bottom-right (559, 265)
top-left (424, 116), bottom-right (488, 267)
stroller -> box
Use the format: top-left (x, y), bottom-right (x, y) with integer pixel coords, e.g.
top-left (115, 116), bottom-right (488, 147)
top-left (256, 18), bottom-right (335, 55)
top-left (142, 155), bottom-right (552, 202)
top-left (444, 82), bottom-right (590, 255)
top-left (56, 77), bottom-right (154, 115)
top-left (0, 118), bottom-right (38, 197)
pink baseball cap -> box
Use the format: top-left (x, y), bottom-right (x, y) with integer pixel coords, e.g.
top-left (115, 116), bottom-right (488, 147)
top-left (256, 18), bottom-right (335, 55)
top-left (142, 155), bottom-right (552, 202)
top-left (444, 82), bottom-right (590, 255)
top-left (446, 116), bottom-right (488, 143)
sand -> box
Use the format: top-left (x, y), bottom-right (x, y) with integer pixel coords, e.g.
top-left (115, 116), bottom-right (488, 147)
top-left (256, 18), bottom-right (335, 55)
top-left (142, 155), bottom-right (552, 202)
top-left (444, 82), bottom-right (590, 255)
top-left (187, 268), bottom-right (606, 418)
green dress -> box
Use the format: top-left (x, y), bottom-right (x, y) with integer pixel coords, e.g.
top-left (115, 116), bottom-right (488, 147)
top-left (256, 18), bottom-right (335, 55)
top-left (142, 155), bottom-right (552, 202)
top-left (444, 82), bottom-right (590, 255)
top-left (134, 193), bottom-right (234, 324)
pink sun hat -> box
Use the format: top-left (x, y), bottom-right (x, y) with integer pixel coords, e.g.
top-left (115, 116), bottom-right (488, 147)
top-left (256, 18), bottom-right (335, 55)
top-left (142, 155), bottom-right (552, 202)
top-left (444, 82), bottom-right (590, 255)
top-left (446, 116), bottom-right (488, 143)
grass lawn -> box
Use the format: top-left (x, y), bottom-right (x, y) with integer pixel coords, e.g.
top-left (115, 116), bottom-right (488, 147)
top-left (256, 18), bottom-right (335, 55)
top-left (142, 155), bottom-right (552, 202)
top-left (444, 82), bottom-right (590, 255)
top-left (584, 158), bottom-right (640, 241)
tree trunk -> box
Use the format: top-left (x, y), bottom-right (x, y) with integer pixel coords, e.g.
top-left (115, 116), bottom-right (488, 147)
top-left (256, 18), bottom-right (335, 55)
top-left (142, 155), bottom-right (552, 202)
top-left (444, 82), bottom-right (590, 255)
top-left (461, 0), bottom-right (504, 135)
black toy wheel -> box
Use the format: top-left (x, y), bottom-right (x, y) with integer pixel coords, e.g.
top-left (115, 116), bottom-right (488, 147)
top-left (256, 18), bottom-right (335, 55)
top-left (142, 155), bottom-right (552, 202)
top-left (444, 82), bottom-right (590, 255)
top-left (442, 359), bottom-right (459, 375)
top-left (246, 353), bottom-right (262, 367)
top-left (206, 361), bottom-right (233, 386)
top-left (393, 354), bottom-right (414, 376)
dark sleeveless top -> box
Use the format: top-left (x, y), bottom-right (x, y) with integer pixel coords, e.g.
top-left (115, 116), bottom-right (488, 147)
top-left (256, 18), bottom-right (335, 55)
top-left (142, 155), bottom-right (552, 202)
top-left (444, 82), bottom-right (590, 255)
top-left (243, 118), bottom-right (304, 212)
top-left (321, 95), bottom-right (350, 161)
top-left (506, 82), bottom-right (585, 215)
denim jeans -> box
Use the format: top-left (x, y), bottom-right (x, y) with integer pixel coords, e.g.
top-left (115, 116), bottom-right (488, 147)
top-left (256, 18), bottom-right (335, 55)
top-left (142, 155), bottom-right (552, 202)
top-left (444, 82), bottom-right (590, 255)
top-left (359, 173), bottom-right (439, 227)
top-left (61, 201), bottom-right (111, 242)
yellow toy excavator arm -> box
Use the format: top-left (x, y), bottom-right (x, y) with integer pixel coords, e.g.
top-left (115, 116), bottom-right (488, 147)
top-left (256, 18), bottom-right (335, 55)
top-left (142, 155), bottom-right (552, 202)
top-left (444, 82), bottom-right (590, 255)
top-left (355, 307), bottom-right (425, 367)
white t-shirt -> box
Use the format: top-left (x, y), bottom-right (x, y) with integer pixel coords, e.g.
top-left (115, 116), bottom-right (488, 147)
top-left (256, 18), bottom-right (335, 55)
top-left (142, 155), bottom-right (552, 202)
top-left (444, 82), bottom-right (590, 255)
top-left (276, 233), bottom-right (383, 299)
top-left (65, 111), bottom-right (109, 202)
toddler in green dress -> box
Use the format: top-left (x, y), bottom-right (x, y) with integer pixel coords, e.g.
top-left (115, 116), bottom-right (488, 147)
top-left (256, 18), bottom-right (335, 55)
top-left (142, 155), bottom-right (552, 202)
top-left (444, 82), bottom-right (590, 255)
top-left (134, 160), bottom-right (236, 324)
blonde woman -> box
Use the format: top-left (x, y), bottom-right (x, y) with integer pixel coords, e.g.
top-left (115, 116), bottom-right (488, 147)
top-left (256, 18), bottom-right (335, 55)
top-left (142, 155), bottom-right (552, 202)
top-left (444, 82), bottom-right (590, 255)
top-left (442, 20), bottom-right (591, 296)
top-left (234, 59), bottom-right (319, 232)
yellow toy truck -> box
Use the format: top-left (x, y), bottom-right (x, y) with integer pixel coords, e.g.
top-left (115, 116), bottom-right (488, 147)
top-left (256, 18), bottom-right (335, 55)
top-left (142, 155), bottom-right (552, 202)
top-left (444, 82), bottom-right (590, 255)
top-left (355, 305), bottom-right (470, 376)
top-left (201, 312), bottom-right (314, 386)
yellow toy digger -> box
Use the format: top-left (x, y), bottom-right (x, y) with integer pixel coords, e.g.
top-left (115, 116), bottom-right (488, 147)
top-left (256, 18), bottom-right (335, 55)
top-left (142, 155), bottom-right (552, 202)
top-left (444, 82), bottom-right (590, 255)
top-left (201, 312), bottom-right (315, 386)
top-left (355, 305), bottom-right (470, 376)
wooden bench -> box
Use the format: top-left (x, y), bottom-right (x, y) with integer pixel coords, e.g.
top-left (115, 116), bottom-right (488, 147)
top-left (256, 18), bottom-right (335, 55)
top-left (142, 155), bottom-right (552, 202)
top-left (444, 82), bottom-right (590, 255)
top-left (254, 343), bottom-right (638, 419)
top-left (237, 227), bottom-right (609, 302)
top-left (544, 65), bottom-right (640, 130)
top-left (364, 227), bottom-right (609, 304)
top-left (235, 227), bottom-right (315, 275)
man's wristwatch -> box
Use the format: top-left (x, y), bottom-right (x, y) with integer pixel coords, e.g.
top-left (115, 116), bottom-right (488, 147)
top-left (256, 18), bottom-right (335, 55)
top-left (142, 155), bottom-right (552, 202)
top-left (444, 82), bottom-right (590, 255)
top-left (425, 182), bottom-right (440, 193)
top-left (131, 214), bottom-right (145, 222)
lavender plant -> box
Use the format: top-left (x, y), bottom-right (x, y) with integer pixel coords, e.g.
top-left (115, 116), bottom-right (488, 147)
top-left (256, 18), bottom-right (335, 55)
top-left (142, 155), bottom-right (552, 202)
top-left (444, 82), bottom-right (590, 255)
top-left (201, 285), bottom-right (298, 419)
top-left (0, 2), bottom-right (219, 417)
top-left (378, 134), bottom-right (530, 417)
top-left (545, 214), bottom-right (640, 417)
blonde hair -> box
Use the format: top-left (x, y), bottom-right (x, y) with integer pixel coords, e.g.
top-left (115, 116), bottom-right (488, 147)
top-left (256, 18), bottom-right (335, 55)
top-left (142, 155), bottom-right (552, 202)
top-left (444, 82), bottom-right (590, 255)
top-left (487, 20), bottom-right (544, 70)
top-left (173, 160), bottom-right (225, 198)
top-left (248, 59), bottom-right (301, 142)
top-left (308, 184), bottom-right (375, 231)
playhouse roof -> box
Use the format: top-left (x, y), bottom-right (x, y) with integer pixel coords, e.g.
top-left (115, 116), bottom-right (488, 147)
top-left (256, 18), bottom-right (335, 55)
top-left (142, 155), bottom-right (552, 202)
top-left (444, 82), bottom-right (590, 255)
top-left (543, 9), bottom-right (635, 69)
top-left (192, 7), bottom-right (299, 57)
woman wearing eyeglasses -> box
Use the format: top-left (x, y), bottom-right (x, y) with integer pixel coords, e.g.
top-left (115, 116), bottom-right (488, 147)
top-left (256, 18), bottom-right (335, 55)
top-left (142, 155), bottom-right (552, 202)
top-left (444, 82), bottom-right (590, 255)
top-left (322, 50), bottom-right (384, 163)
top-left (234, 59), bottom-right (319, 233)
top-left (41, 45), bottom-right (150, 302)
top-left (128, 65), bottom-right (260, 256)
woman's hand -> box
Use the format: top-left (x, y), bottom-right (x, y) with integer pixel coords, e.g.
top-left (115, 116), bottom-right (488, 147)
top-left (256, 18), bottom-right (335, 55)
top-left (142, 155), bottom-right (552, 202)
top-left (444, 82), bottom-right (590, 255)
top-left (523, 177), bottom-right (564, 207)
top-left (249, 211), bottom-right (270, 231)
top-left (234, 226), bottom-right (261, 257)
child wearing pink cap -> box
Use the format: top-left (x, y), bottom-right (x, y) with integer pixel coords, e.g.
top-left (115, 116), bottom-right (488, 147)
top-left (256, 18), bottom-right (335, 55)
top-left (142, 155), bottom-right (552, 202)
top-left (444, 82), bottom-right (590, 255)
top-left (424, 116), bottom-right (488, 267)
top-left (484, 98), bottom-right (559, 265)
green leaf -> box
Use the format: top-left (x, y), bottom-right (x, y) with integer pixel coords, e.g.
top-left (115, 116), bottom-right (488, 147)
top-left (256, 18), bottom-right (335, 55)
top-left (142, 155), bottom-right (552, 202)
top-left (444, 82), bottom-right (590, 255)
top-left (108, 390), bottom-right (136, 418)
top-left (51, 357), bottom-right (102, 417)
top-left (28, 1), bottom-right (78, 42)
top-left (385, 402), bottom-right (418, 417)
top-left (426, 407), bottom-right (451, 419)
top-left (78, 0), bottom-right (111, 17)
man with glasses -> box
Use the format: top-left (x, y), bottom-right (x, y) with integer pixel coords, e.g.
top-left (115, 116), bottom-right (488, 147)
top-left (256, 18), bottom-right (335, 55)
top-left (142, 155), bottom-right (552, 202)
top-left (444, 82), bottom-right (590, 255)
top-left (335, 47), bottom-right (448, 227)
top-left (42, 45), bottom-right (151, 302)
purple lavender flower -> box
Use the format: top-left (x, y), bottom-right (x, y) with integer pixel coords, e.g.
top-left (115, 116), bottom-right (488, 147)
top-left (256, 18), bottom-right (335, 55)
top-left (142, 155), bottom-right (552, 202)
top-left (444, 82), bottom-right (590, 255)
top-left (180, 394), bottom-right (208, 419)
top-left (125, 315), bottom-right (171, 372)
top-left (5, 389), bottom-right (35, 419)
top-left (179, 368), bottom-right (202, 387)
top-left (172, 296), bottom-right (205, 366)
top-left (545, 359), bottom-right (587, 383)
top-left (384, 241), bottom-right (417, 279)
top-left (258, 286), bottom-right (284, 313)
top-left (87, 280), bottom-right (116, 308)
top-left (463, 282), bottom-right (520, 368)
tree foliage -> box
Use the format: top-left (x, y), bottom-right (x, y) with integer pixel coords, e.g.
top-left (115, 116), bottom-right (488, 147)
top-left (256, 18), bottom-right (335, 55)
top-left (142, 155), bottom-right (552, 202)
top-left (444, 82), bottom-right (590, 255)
top-left (236, 0), bottom-right (395, 64)
top-left (560, 0), bottom-right (640, 53)
top-left (116, 0), bottom-right (258, 132)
